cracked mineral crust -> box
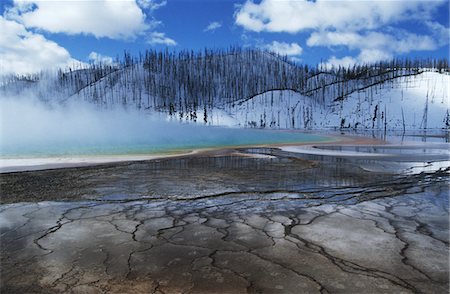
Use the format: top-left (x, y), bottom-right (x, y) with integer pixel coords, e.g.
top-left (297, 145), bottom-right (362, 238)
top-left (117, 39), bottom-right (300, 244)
top-left (1, 148), bottom-right (449, 293)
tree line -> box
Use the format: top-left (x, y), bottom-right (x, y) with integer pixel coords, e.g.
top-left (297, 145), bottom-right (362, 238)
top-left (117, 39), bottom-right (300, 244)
top-left (1, 47), bottom-right (448, 123)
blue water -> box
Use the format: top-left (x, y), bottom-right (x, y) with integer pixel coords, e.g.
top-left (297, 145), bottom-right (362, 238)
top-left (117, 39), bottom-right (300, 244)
top-left (1, 126), bottom-right (330, 158)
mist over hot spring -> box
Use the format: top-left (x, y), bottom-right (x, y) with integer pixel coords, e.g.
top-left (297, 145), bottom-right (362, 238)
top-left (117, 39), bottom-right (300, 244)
top-left (0, 97), bottom-right (325, 158)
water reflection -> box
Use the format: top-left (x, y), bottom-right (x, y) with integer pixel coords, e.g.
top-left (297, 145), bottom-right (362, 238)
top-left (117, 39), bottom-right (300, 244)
top-left (333, 129), bottom-right (450, 143)
top-left (1, 149), bottom-right (392, 204)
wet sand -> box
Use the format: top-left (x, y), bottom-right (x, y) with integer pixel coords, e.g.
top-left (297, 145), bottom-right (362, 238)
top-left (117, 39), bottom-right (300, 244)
top-left (1, 141), bottom-right (448, 293)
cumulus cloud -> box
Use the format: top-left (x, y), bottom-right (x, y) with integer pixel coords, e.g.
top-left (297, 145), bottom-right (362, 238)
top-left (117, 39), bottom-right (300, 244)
top-left (203, 21), bottom-right (222, 32)
top-left (0, 16), bottom-right (81, 75)
top-left (311, 30), bottom-right (438, 67)
top-left (8, 0), bottom-right (149, 39)
top-left (137, 0), bottom-right (167, 11)
top-left (264, 41), bottom-right (303, 56)
top-left (324, 56), bottom-right (358, 69)
top-left (147, 31), bottom-right (177, 46)
top-left (425, 21), bottom-right (450, 47)
top-left (235, 0), bottom-right (444, 33)
top-left (235, 0), bottom-right (447, 65)
top-left (323, 49), bottom-right (393, 69)
top-left (6, 0), bottom-right (149, 39)
top-left (88, 52), bottom-right (115, 65)
top-left (1, 0), bottom-right (176, 75)
top-left (307, 30), bottom-right (436, 53)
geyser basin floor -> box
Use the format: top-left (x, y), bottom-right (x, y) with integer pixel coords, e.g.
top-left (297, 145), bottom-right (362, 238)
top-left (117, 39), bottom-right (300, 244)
top-left (0, 152), bottom-right (196, 173)
top-left (1, 145), bottom-right (449, 293)
top-left (0, 128), bottom-right (335, 173)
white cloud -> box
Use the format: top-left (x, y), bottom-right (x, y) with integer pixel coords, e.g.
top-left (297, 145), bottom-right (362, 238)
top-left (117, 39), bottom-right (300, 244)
top-left (307, 31), bottom-right (361, 48)
top-left (309, 30), bottom-right (437, 66)
top-left (307, 30), bottom-right (437, 52)
top-left (8, 0), bottom-right (149, 39)
top-left (204, 21), bottom-right (222, 32)
top-left (235, 0), bottom-right (444, 33)
top-left (357, 49), bottom-right (393, 64)
top-left (236, 0), bottom-right (447, 65)
top-left (0, 16), bottom-right (81, 75)
top-left (425, 21), bottom-right (450, 47)
top-left (88, 52), bottom-right (115, 65)
top-left (264, 41), bottom-right (303, 56)
top-left (234, 1), bottom-right (265, 32)
top-left (137, 0), bottom-right (167, 11)
top-left (289, 56), bottom-right (302, 64)
top-left (147, 31), bottom-right (177, 46)
top-left (324, 56), bottom-right (358, 69)
top-left (324, 49), bottom-right (393, 69)
top-left (1, 0), bottom-right (176, 74)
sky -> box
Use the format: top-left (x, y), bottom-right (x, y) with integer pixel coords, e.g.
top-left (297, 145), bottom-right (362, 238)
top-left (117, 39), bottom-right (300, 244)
top-left (0, 0), bottom-right (449, 75)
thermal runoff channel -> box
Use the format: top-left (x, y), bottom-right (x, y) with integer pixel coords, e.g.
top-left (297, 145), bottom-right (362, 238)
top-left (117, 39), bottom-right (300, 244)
top-left (0, 98), bottom-right (328, 158)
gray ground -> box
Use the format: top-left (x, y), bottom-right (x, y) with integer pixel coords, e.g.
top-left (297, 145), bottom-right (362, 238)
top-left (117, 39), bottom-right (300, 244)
top-left (1, 146), bottom-right (449, 293)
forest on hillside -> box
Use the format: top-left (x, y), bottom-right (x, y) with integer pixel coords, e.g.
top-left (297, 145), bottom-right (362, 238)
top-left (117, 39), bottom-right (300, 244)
top-left (1, 48), bottom-right (449, 126)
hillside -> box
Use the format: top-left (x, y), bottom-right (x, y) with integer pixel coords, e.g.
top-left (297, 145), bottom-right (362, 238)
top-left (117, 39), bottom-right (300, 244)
top-left (213, 72), bottom-right (449, 130)
top-left (1, 49), bottom-right (449, 130)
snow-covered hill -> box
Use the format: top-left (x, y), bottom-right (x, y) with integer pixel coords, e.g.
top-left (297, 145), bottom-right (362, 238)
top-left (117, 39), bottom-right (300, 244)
top-left (1, 49), bottom-right (448, 130)
top-left (199, 72), bottom-right (449, 130)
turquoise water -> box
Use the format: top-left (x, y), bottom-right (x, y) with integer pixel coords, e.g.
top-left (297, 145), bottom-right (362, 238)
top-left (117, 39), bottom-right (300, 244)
top-left (1, 126), bottom-right (330, 158)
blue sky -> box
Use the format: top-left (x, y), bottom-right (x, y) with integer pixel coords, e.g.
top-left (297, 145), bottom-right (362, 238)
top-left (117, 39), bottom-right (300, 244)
top-left (0, 0), bottom-right (448, 75)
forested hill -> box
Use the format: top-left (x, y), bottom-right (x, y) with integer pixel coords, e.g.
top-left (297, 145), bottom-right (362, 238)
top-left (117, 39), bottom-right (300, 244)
top-left (1, 48), bottom-right (449, 130)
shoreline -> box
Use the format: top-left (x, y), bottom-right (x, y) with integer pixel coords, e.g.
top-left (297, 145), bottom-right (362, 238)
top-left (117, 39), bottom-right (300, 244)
top-left (1, 134), bottom-right (447, 294)
top-left (0, 151), bottom-right (201, 173)
top-left (0, 134), bottom-right (382, 173)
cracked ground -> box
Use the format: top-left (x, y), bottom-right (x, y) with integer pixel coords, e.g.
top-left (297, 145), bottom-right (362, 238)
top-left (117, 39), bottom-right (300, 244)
top-left (1, 147), bottom-right (449, 293)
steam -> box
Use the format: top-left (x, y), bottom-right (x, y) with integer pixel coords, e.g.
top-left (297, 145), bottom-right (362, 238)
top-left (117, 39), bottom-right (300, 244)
top-left (2, 98), bottom-right (158, 142)
top-left (0, 96), bottom-right (322, 158)
top-left (0, 97), bottom-right (209, 156)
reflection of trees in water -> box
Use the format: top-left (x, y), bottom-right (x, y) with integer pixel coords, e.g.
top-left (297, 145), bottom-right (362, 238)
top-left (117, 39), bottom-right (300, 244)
top-left (3, 147), bottom-right (448, 205)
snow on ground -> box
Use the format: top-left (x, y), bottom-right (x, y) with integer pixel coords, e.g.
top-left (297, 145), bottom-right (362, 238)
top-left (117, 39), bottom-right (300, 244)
top-left (333, 72), bottom-right (449, 130)
top-left (5, 68), bottom-right (448, 131)
top-left (204, 72), bottom-right (449, 130)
